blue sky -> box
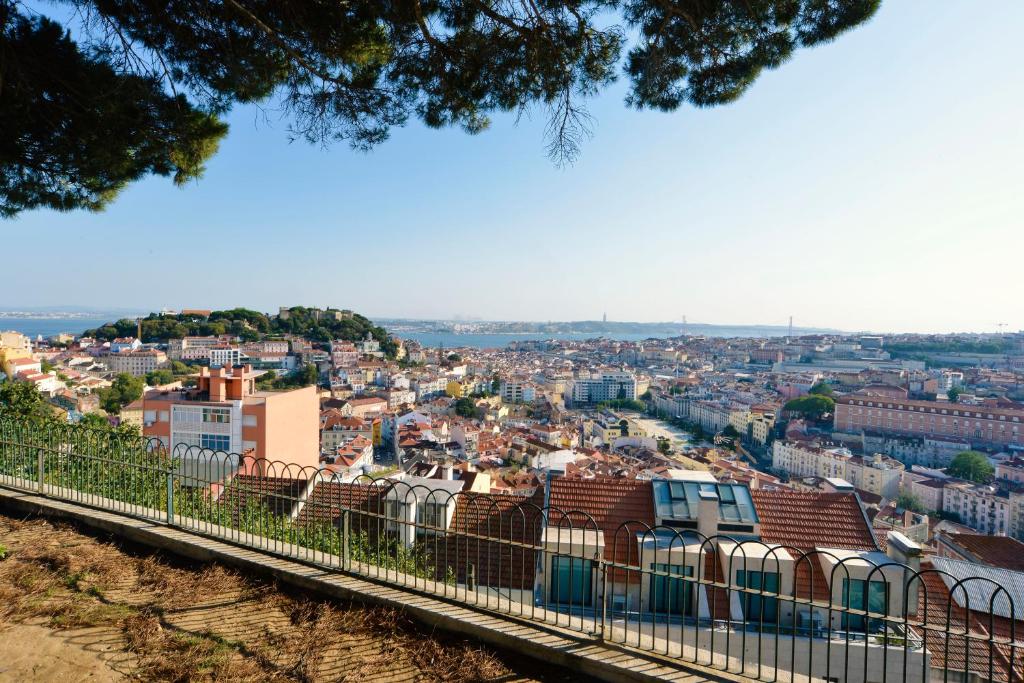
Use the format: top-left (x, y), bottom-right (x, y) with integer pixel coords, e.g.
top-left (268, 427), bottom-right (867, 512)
top-left (7, 2), bottom-right (1023, 333)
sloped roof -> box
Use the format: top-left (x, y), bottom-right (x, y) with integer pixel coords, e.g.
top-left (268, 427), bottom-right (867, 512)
top-left (942, 533), bottom-right (1024, 572)
top-left (930, 557), bottom-right (1024, 621)
top-left (916, 564), bottom-right (1024, 682)
top-left (548, 476), bottom-right (655, 573)
top-left (218, 475), bottom-right (308, 519)
top-left (751, 490), bottom-right (878, 551)
top-left (441, 490), bottom-right (546, 590)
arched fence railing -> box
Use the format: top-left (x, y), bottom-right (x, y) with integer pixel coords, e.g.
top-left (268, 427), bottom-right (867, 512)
top-left (0, 413), bottom-right (1020, 682)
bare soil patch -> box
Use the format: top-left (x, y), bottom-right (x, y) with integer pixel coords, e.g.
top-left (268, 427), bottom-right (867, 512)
top-left (0, 511), bottom-right (583, 682)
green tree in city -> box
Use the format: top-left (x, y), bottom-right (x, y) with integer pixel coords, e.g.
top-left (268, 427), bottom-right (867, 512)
top-left (99, 374), bottom-right (145, 414)
top-left (946, 451), bottom-right (994, 484)
top-left (145, 369), bottom-right (175, 386)
top-left (78, 412), bottom-right (112, 430)
top-left (896, 492), bottom-right (926, 514)
top-left (170, 361), bottom-right (192, 376)
top-left (255, 363), bottom-right (320, 390)
top-left (947, 386), bottom-right (962, 403)
top-left (2, 1), bottom-right (880, 216)
top-left (0, 380), bottom-right (52, 421)
top-left (809, 381), bottom-right (833, 397)
top-left (657, 438), bottom-right (671, 455)
top-left (453, 397), bottom-right (478, 418)
top-left (783, 394), bottom-right (835, 421)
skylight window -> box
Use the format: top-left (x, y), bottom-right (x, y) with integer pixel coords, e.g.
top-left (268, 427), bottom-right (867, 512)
top-left (652, 480), bottom-right (758, 526)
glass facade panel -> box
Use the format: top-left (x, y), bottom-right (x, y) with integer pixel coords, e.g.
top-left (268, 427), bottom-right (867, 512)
top-left (650, 563), bottom-right (694, 615)
top-left (551, 556), bottom-right (593, 607)
top-left (737, 570), bottom-right (780, 622)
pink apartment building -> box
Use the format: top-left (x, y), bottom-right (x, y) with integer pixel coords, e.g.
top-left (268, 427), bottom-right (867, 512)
top-left (835, 392), bottom-right (1024, 449)
top-left (143, 365), bottom-right (319, 471)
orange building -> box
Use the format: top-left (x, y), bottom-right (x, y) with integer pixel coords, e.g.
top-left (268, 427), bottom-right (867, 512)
top-left (142, 365), bottom-right (319, 470)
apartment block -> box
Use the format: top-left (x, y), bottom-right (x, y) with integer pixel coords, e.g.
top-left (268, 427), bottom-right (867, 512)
top-left (105, 349), bottom-right (168, 376)
top-left (772, 440), bottom-right (850, 480)
top-left (143, 365), bottom-right (319, 470)
top-left (569, 371), bottom-right (637, 405)
top-left (835, 393), bottom-right (1024, 449)
top-left (942, 481), bottom-right (1010, 536)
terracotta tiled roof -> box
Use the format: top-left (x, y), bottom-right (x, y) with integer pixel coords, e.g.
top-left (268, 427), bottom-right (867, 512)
top-left (439, 491), bottom-right (546, 590)
top-left (218, 475), bottom-right (308, 519)
top-left (915, 565), bottom-right (1024, 683)
top-left (751, 490), bottom-right (878, 551)
top-left (296, 481), bottom-right (385, 526)
top-left (547, 476), bottom-right (655, 579)
top-left (943, 533), bottom-right (1024, 572)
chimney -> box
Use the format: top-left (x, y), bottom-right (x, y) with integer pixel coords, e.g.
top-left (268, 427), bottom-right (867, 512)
top-left (885, 531), bottom-right (922, 616)
top-left (697, 489), bottom-right (719, 539)
top-left (442, 464), bottom-right (455, 480)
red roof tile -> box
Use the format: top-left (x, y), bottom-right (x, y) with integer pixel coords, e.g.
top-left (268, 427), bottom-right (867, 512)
top-left (547, 476), bottom-right (655, 579)
top-left (941, 533), bottom-right (1024, 572)
top-left (751, 489), bottom-right (878, 551)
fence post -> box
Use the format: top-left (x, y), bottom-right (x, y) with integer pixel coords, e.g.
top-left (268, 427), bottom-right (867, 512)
top-left (36, 448), bottom-right (44, 494)
top-left (341, 509), bottom-right (351, 570)
top-left (165, 470), bottom-right (175, 525)
top-left (598, 555), bottom-right (608, 641)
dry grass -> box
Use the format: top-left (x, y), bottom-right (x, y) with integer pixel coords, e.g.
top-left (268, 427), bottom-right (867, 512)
top-left (0, 511), bottom-right (576, 682)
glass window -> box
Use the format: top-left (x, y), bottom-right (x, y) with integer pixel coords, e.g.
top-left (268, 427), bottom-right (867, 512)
top-left (417, 502), bottom-right (446, 530)
top-left (737, 570), bottom-right (780, 623)
top-left (551, 556), bottom-right (593, 607)
top-left (650, 563), bottom-right (694, 615)
top-left (841, 578), bottom-right (888, 632)
top-left (200, 433), bottom-right (230, 451)
top-left (203, 408), bottom-right (231, 423)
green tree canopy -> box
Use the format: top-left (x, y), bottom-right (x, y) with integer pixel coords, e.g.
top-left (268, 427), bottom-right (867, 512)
top-left (783, 394), bottom-right (835, 420)
top-left (896, 492), bottom-right (926, 514)
top-left (2, 0), bottom-right (880, 216)
top-left (809, 381), bottom-right (833, 397)
top-left (453, 397), bottom-right (478, 418)
top-left (0, 380), bottom-right (52, 420)
top-left (145, 369), bottom-right (175, 386)
top-left (99, 374), bottom-right (145, 414)
top-left (946, 451), bottom-right (994, 484)
top-left (82, 307), bottom-right (396, 358)
top-left (255, 364), bottom-right (320, 391)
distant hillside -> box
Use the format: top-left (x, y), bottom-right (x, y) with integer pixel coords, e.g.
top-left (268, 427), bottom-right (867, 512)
top-left (82, 307), bottom-right (396, 357)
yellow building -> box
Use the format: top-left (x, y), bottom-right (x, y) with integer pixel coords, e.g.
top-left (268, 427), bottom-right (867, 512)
top-left (446, 379), bottom-right (473, 398)
top-left (0, 331), bottom-right (34, 379)
top-left (120, 399), bottom-right (145, 429)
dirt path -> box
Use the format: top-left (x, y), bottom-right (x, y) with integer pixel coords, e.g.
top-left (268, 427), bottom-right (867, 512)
top-left (0, 511), bottom-right (582, 682)
top-left (0, 622), bottom-right (124, 681)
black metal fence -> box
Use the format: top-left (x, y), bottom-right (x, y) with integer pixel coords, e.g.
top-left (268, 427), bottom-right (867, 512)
top-left (0, 414), bottom-right (1020, 682)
